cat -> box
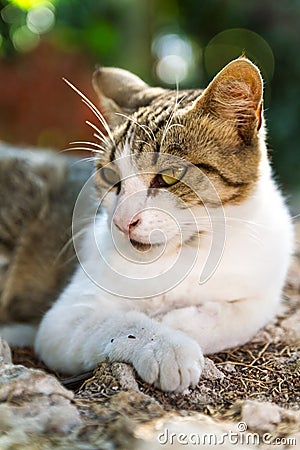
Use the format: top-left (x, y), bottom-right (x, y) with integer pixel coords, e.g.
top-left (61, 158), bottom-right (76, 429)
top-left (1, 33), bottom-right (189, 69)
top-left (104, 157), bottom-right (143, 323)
top-left (0, 144), bottom-right (93, 345)
top-left (2, 57), bottom-right (293, 392)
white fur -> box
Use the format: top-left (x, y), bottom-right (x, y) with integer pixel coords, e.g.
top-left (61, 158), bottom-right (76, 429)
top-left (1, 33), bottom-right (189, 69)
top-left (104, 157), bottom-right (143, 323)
top-left (32, 137), bottom-right (293, 392)
top-left (0, 324), bottom-right (38, 347)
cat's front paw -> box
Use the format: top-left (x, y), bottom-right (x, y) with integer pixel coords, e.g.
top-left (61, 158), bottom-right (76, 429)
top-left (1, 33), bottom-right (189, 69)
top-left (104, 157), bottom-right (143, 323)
top-left (106, 325), bottom-right (204, 392)
top-left (136, 332), bottom-right (204, 392)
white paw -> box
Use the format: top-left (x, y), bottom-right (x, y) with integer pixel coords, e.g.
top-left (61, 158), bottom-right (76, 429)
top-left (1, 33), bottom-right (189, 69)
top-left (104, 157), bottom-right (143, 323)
top-left (105, 326), bottom-right (204, 392)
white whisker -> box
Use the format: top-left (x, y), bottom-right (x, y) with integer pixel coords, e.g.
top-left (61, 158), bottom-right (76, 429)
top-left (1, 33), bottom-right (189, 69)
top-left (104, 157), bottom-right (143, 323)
top-left (70, 143), bottom-right (107, 154)
top-left (85, 121), bottom-right (111, 146)
top-left (225, 216), bottom-right (270, 229)
top-left (166, 123), bottom-right (184, 132)
top-left (70, 156), bottom-right (98, 166)
top-left (68, 146), bottom-right (104, 154)
top-left (135, 139), bottom-right (153, 150)
top-left (178, 222), bottom-right (264, 247)
top-left (70, 140), bottom-right (105, 150)
top-left (93, 133), bottom-right (110, 146)
top-left (160, 93), bottom-right (186, 147)
top-left (116, 112), bottom-right (155, 143)
top-left (81, 98), bottom-right (115, 144)
top-left (62, 77), bottom-right (116, 147)
top-left (60, 147), bottom-right (103, 156)
top-left (55, 221), bottom-right (93, 263)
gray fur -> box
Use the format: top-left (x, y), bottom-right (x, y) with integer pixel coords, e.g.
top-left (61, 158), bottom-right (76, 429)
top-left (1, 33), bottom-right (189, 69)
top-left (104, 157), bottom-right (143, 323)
top-left (0, 143), bottom-right (93, 324)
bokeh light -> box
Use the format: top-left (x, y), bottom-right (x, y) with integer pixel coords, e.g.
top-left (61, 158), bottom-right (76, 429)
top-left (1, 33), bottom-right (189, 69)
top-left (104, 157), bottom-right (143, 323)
top-left (26, 4), bottom-right (55, 34)
top-left (11, 24), bottom-right (39, 52)
top-left (8, 0), bottom-right (54, 10)
top-left (156, 54), bottom-right (188, 85)
top-left (204, 28), bottom-right (275, 83)
top-left (152, 32), bottom-right (197, 85)
top-left (1, 3), bottom-right (23, 23)
top-left (2, 1), bottom-right (56, 53)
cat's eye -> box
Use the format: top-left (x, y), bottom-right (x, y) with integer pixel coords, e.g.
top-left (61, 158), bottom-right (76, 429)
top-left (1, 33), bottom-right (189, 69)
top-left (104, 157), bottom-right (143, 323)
top-left (156, 166), bottom-right (186, 187)
top-left (99, 167), bottom-right (120, 187)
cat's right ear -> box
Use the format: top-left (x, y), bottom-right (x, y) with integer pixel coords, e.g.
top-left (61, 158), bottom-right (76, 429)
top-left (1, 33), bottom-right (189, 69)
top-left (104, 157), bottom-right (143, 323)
top-left (93, 67), bottom-right (164, 127)
top-left (193, 58), bottom-right (263, 144)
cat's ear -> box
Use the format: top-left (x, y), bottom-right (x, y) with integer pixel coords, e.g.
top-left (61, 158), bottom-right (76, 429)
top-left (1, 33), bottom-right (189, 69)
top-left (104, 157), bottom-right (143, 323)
top-left (93, 67), bottom-right (164, 127)
top-left (195, 58), bottom-right (263, 143)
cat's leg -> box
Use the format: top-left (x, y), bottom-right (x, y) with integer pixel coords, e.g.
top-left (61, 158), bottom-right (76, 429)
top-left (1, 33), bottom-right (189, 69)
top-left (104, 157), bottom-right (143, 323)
top-left (35, 284), bottom-right (204, 392)
top-left (160, 295), bottom-right (279, 354)
top-left (0, 323), bottom-right (38, 346)
top-left (102, 310), bottom-right (204, 392)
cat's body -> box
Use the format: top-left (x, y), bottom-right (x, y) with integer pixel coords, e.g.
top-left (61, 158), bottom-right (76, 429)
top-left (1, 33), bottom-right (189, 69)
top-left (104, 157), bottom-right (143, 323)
top-left (0, 143), bottom-right (93, 344)
top-left (1, 58), bottom-right (293, 392)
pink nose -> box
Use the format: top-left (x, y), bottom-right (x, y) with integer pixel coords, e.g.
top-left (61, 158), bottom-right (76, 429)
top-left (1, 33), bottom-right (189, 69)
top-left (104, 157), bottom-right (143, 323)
top-left (113, 215), bottom-right (141, 235)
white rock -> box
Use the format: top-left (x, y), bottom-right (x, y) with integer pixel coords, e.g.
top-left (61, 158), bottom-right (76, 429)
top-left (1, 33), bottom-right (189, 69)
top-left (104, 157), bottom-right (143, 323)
top-left (281, 310), bottom-right (300, 343)
top-left (241, 400), bottom-right (281, 432)
top-left (0, 364), bottom-right (73, 400)
top-left (133, 413), bottom-right (258, 450)
top-left (0, 363), bottom-right (81, 441)
top-left (111, 362), bottom-right (140, 391)
top-left (0, 337), bottom-right (12, 366)
top-left (222, 363), bottom-right (236, 373)
top-left (201, 357), bottom-right (225, 380)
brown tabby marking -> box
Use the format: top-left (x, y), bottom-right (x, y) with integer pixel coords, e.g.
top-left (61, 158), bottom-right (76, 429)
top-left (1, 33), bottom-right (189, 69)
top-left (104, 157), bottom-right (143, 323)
top-left (94, 58), bottom-right (263, 206)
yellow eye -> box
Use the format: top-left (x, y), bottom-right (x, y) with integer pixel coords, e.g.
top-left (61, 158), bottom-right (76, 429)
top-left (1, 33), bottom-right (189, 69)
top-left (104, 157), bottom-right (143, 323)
top-left (99, 167), bottom-right (120, 187)
top-left (159, 167), bottom-right (186, 186)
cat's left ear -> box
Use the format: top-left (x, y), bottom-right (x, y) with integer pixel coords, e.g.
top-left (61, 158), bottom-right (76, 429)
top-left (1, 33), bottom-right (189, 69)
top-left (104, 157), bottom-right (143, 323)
top-left (93, 67), bottom-right (164, 127)
top-left (195, 57), bottom-right (263, 143)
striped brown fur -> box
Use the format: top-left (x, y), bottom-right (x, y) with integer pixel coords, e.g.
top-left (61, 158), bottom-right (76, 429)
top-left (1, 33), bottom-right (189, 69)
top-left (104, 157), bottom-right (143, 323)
top-left (93, 58), bottom-right (263, 206)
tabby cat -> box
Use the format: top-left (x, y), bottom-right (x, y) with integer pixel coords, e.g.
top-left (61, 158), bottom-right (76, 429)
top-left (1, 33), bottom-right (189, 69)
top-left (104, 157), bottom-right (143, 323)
top-left (0, 144), bottom-right (93, 344)
top-left (2, 58), bottom-right (294, 392)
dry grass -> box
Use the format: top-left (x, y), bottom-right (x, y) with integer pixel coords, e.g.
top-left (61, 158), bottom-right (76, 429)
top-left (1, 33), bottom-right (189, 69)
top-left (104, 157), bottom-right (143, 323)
top-left (70, 294), bottom-right (299, 421)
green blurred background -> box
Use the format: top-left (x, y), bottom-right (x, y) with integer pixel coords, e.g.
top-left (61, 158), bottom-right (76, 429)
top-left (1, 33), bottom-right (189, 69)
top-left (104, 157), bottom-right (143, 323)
top-left (0, 0), bottom-right (299, 198)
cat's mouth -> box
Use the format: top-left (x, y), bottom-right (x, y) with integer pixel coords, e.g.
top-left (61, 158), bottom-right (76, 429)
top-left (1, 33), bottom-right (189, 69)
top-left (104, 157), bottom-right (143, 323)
top-left (129, 238), bottom-right (152, 252)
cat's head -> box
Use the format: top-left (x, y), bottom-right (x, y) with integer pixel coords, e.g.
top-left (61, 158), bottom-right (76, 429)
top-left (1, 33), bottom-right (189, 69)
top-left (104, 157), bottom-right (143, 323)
top-left (92, 58), bottom-right (264, 253)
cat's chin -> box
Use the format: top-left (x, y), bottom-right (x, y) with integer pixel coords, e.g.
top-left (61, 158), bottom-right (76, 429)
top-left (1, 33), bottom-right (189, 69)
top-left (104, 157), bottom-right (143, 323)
top-left (129, 234), bottom-right (194, 253)
top-left (130, 238), bottom-right (155, 252)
